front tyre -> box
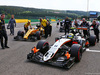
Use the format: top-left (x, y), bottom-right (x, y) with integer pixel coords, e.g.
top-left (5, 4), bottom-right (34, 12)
top-left (36, 40), bottom-right (49, 54)
top-left (89, 35), bottom-right (96, 46)
top-left (70, 44), bottom-right (82, 62)
top-left (36, 31), bottom-right (41, 40)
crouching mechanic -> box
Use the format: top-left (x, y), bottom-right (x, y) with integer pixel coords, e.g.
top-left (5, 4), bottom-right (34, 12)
top-left (81, 18), bottom-right (89, 38)
top-left (24, 21), bottom-right (32, 33)
top-left (0, 14), bottom-right (9, 49)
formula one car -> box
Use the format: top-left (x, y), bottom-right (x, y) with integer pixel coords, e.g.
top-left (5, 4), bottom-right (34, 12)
top-left (27, 40), bottom-right (82, 69)
top-left (14, 24), bottom-right (45, 41)
top-left (58, 27), bottom-right (96, 47)
top-left (14, 25), bottom-right (44, 41)
top-left (27, 27), bottom-right (96, 69)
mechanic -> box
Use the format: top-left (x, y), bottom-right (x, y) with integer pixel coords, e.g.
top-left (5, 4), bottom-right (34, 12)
top-left (24, 21), bottom-right (32, 33)
top-left (90, 20), bottom-right (99, 43)
top-left (56, 19), bottom-right (60, 28)
top-left (76, 18), bottom-right (80, 25)
top-left (47, 19), bottom-right (52, 37)
top-left (81, 18), bottom-right (89, 38)
top-left (41, 18), bottom-right (48, 38)
top-left (0, 14), bottom-right (10, 49)
top-left (64, 17), bottom-right (71, 35)
top-left (74, 20), bottom-right (79, 28)
top-left (9, 15), bottom-right (16, 35)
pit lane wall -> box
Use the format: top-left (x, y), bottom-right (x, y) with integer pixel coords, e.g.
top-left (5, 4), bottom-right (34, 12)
top-left (5, 19), bottom-right (56, 23)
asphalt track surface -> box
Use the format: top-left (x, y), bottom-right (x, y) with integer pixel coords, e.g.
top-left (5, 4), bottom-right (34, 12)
top-left (0, 22), bottom-right (100, 75)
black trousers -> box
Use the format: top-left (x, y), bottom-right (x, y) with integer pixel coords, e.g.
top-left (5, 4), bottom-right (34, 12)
top-left (83, 30), bottom-right (89, 38)
top-left (65, 26), bottom-right (69, 35)
top-left (24, 26), bottom-right (28, 33)
top-left (0, 30), bottom-right (8, 47)
top-left (44, 26), bottom-right (48, 38)
top-left (10, 27), bottom-right (14, 35)
top-left (94, 30), bottom-right (99, 42)
top-left (48, 26), bottom-right (52, 36)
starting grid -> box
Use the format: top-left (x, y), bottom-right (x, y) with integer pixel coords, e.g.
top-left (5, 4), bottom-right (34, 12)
top-left (86, 48), bottom-right (100, 53)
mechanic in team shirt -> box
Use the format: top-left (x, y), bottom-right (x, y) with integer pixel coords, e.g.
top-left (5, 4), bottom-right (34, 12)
top-left (41, 18), bottom-right (48, 38)
top-left (81, 18), bottom-right (89, 38)
top-left (0, 14), bottom-right (10, 49)
top-left (24, 21), bottom-right (32, 33)
top-left (64, 17), bottom-right (71, 35)
top-left (90, 20), bottom-right (99, 43)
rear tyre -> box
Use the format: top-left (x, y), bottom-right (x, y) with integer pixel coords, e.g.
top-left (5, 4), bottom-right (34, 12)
top-left (70, 44), bottom-right (82, 62)
top-left (36, 40), bottom-right (49, 54)
top-left (36, 31), bottom-right (41, 40)
top-left (89, 35), bottom-right (96, 46)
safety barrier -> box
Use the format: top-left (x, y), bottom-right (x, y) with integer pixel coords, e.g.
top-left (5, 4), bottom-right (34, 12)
top-left (15, 19), bottom-right (31, 23)
top-left (5, 19), bottom-right (57, 23)
top-left (5, 19), bottom-right (30, 23)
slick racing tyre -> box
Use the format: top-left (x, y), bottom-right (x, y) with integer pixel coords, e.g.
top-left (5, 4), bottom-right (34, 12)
top-left (36, 40), bottom-right (49, 54)
top-left (70, 44), bottom-right (82, 62)
top-left (89, 35), bottom-right (96, 46)
top-left (36, 31), bottom-right (41, 40)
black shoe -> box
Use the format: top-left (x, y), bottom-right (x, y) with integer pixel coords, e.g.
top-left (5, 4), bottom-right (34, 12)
top-left (2, 47), bottom-right (5, 49)
top-left (5, 46), bottom-right (10, 48)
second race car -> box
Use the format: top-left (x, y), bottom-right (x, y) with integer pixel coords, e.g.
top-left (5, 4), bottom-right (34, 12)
top-left (14, 24), bottom-right (52, 41)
